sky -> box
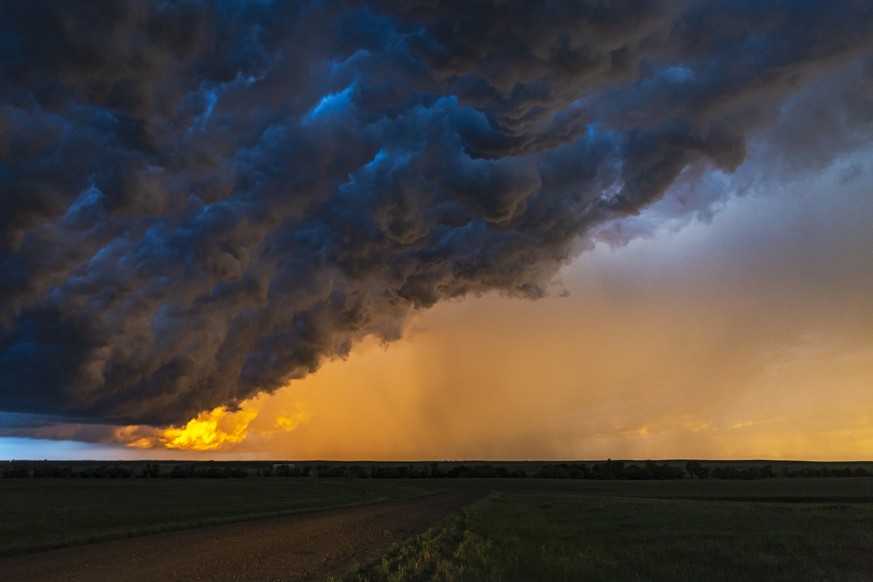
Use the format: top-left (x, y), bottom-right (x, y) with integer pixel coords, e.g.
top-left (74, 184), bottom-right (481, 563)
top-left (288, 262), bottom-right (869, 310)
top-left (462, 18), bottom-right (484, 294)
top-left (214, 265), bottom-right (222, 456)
top-left (1, 1), bottom-right (872, 461)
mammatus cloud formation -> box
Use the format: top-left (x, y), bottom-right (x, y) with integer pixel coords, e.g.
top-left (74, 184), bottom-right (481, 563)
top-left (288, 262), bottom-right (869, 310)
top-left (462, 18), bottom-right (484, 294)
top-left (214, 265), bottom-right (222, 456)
top-left (1, 1), bottom-right (872, 432)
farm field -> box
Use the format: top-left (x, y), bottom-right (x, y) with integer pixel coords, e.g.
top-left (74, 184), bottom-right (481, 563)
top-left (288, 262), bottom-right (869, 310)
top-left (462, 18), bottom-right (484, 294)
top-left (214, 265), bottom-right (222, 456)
top-left (2, 466), bottom-right (873, 580)
top-left (0, 489), bottom-right (483, 582)
top-left (343, 478), bottom-right (873, 581)
top-left (0, 478), bottom-right (438, 556)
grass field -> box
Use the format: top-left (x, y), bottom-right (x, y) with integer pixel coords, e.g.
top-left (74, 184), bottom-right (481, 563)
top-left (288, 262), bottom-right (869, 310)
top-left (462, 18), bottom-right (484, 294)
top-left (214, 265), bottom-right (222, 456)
top-left (0, 478), bottom-right (437, 556)
top-left (341, 478), bottom-right (873, 581)
top-left (3, 474), bottom-right (873, 580)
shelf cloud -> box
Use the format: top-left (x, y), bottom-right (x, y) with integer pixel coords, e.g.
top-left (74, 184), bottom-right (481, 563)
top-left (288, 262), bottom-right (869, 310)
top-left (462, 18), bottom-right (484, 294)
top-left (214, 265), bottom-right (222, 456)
top-left (1, 0), bottom-right (872, 429)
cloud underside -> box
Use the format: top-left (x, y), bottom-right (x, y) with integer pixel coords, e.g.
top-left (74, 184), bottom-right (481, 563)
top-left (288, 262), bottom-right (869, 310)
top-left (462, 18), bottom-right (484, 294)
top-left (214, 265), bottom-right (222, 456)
top-left (1, 1), bottom-right (872, 428)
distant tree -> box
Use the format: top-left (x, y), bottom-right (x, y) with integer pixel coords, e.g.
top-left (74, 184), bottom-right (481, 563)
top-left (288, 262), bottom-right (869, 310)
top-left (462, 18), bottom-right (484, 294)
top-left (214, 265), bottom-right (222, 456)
top-left (204, 463), bottom-right (227, 478)
top-left (228, 467), bottom-right (248, 478)
top-left (590, 462), bottom-right (614, 480)
top-left (659, 463), bottom-right (686, 480)
top-left (140, 462), bottom-right (162, 478)
top-left (33, 464), bottom-right (72, 478)
top-left (685, 461), bottom-right (709, 479)
top-left (623, 464), bottom-right (646, 480)
top-left (170, 464), bottom-right (196, 478)
top-left (1, 464), bottom-right (31, 478)
top-left (449, 465), bottom-right (469, 478)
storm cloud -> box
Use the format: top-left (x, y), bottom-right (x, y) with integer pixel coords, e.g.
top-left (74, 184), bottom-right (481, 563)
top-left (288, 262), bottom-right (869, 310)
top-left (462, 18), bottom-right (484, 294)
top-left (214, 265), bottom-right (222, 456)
top-left (1, 0), bottom-right (872, 427)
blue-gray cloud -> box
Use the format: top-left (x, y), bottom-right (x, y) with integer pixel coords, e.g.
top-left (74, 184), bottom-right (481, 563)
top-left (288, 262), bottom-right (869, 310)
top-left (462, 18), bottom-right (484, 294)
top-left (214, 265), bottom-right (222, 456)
top-left (1, 0), bottom-right (872, 426)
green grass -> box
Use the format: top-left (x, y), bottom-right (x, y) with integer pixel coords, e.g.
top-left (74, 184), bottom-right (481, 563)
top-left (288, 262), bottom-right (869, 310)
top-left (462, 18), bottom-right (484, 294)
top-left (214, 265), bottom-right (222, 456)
top-left (340, 478), bottom-right (873, 581)
top-left (0, 478), bottom-right (439, 556)
top-left (6, 475), bottom-right (873, 579)
top-left (473, 475), bottom-right (873, 501)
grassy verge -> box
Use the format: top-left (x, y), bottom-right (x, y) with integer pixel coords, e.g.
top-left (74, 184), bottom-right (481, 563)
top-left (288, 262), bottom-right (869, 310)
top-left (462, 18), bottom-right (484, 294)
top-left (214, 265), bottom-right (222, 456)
top-left (0, 478), bottom-right (439, 556)
top-left (340, 479), bottom-right (873, 581)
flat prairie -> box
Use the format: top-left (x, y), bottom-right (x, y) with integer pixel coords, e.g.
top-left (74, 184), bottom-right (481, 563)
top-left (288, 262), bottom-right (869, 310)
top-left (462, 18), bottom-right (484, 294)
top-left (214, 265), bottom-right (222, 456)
top-left (2, 469), bottom-right (873, 580)
top-left (0, 489), bottom-right (483, 581)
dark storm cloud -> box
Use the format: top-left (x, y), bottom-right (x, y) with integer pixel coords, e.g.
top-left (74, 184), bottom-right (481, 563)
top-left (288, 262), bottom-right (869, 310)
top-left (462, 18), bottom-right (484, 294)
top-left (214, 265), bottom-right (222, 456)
top-left (1, 0), bottom-right (872, 427)
top-left (0, 412), bottom-right (123, 444)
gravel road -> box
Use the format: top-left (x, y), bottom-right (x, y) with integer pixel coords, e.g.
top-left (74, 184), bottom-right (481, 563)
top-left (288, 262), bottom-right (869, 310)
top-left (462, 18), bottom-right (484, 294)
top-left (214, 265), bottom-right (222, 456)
top-left (0, 488), bottom-right (483, 581)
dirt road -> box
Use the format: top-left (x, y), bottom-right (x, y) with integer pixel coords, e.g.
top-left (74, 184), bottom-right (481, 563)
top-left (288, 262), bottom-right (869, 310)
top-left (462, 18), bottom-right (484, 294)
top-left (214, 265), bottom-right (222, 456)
top-left (0, 489), bottom-right (483, 581)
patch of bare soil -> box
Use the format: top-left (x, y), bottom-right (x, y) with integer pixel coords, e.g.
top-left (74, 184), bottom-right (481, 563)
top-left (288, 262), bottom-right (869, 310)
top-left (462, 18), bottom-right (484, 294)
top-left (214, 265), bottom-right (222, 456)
top-left (0, 489), bottom-right (484, 581)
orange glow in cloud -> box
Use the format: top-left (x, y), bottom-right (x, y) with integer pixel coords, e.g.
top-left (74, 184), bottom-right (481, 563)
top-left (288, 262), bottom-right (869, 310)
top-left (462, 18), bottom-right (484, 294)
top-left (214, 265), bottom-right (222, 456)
top-left (160, 406), bottom-right (256, 451)
top-left (118, 398), bottom-right (311, 452)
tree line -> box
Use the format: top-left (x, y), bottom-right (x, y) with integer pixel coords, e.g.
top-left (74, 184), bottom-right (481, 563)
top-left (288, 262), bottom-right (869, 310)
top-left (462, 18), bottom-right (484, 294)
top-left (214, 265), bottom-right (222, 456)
top-left (2, 460), bottom-right (871, 480)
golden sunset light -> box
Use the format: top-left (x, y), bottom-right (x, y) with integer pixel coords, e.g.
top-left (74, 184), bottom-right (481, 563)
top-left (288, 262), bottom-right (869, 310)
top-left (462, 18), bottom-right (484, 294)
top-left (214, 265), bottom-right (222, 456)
top-left (1, 1), bottom-right (871, 467)
top-left (4, 4), bottom-right (873, 579)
